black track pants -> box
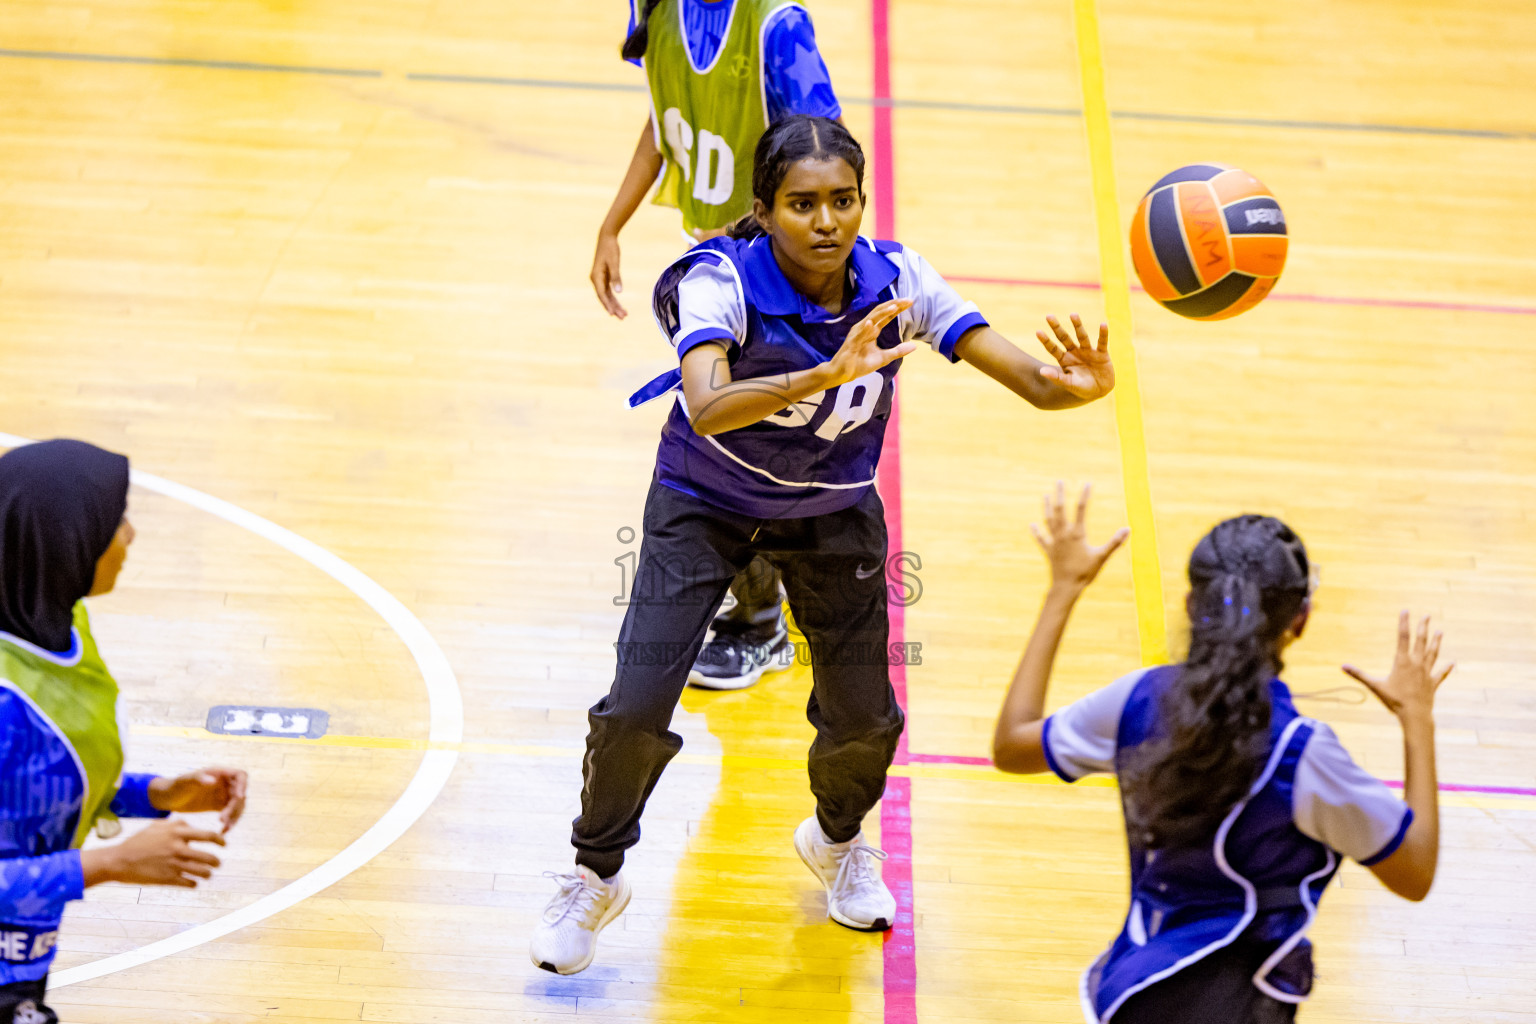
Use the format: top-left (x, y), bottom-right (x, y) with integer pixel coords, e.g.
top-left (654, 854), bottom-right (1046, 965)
top-left (572, 479), bottom-right (905, 878)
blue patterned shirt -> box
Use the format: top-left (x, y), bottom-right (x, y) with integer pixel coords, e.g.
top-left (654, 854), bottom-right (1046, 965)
top-left (0, 684), bottom-right (166, 984)
top-left (626, 0), bottom-right (841, 122)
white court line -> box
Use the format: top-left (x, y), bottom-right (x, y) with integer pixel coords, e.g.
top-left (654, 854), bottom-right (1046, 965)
top-left (0, 434), bottom-right (464, 987)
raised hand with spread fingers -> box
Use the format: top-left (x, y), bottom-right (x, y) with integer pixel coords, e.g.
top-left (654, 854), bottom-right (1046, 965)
top-left (950, 313), bottom-right (1115, 409)
top-left (993, 482), bottom-right (1129, 774)
top-left (1343, 611), bottom-right (1452, 901)
top-left (1031, 481), bottom-right (1130, 594)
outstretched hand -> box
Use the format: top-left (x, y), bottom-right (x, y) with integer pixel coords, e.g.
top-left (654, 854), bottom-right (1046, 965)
top-left (824, 298), bottom-right (917, 386)
top-left (1031, 482), bottom-right (1129, 591)
top-left (1343, 612), bottom-right (1453, 722)
top-left (150, 767), bottom-right (248, 833)
top-left (1036, 314), bottom-right (1115, 400)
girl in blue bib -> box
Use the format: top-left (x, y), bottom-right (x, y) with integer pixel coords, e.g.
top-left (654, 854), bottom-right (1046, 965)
top-left (531, 114), bottom-right (1118, 976)
top-left (993, 485), bottom-right (1449, 1023)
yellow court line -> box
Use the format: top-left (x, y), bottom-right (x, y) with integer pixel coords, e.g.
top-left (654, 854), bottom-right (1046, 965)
top-left (1071, 0), bottom-right (1168, 664)
top-left (1055, 8), bottom-right (1536, 817)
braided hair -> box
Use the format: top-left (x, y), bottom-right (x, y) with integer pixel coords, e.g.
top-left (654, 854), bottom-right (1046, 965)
top-left (1122, 515), bottom-right (1312, 849)
top-left (622, 0), bottom-right (667, 60)
top-left (726, 115), bottom-right (866, 240)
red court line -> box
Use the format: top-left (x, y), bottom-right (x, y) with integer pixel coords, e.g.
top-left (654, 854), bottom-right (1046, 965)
top-left (1385, 780), bottom-right (1536, 798)
top-left (870, 0), bottom-right (918, 1020)
top-left (869, 0), bottom-right (896, 246)
top-left (947, 274), bottom-right (1536, 317)
top-left (880, 407), bottom-right (909, 768)
top-left (879, 776), bottom-right (918, 1015)
top-left (905, 750), bottom-right (1536, 798)
top-left (878, 400), bottom-right (918, 1024)
top-left (906, 751), bottom-right (991, 766)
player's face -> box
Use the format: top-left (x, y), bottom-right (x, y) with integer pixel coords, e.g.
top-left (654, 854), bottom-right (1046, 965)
top-left (88, 517), bottom-right (135, 597)
top-left (758, 158), bottom-right (864, 277)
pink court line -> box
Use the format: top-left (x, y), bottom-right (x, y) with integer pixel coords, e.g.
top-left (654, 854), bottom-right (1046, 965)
top-left (947, 274), bottom-right (1536, 317)
top-left (870, 0), bottom-right (918, 1020)
top-left (1385, 780), bottom-right (1536, 798)
top-left (905, 750), bottom-right (1536, 799)
top-left (906, 751), bottom-right (991, 766)
top-left (869, 0), bottom-right (897, 252)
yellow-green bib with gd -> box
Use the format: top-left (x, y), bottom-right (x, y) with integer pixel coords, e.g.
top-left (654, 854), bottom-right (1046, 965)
top-left (0, 602), bottom-right (125, 848)
top-left (645, 0), bottom-right (794, 233)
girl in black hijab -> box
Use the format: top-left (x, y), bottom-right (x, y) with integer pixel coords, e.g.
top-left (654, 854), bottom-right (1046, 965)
top-left (0, 439), bottom-right (133, 652)
top-left (0, 440), bottom-right (249, 1024)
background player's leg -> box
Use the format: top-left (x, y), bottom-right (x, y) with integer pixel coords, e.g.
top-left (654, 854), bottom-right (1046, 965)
top-left (572, 479), bottom-right (753, 877)
top-left (687, 554), bottom-right (790, 690)
top-left (722, 556), bottom-right (783, 630)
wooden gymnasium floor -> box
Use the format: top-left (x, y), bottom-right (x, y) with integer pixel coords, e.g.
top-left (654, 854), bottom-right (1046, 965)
top-left (2, 0), bottom-right (1534, 1021)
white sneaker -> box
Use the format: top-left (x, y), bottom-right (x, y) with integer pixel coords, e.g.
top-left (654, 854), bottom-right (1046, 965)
top-left (793, 816), bottom-right (896, 932)
top-left (529, 866), bottom-right (632, 975)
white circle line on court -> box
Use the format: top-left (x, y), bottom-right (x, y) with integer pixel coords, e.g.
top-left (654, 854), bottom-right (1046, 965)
top-left (0, 434), bottom-right (465, 988)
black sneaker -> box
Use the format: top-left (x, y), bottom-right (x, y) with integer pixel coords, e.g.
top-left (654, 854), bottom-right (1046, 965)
top-left (687, 620), bottom-right (792, 690)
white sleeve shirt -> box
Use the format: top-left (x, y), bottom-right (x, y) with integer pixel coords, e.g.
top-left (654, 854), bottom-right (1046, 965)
top-left (881, 246), bottom-right (987, 361)
top-left (1042, 672), bottom-right (1413, 865)
top-left (1041, 668), bottom-right (1149, 781)
top-left (668, 242), bottom-right (986, 362)
top-left (672, 255), bottom-right (746, 358)
top-left (1291, 721), bottom-right (1414, 865)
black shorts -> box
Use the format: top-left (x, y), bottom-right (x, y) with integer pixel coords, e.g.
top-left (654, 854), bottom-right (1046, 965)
top-left (0, 980), bottom-right (56, 1024)
top-left (1112, 941), bottom-right (1297, 1024)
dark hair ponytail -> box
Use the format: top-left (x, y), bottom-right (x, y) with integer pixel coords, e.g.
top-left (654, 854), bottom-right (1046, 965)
top-left (727, 115), bottom-right (866, 240)
top-left (622, 0), bottom-right (665, 60)
top-left (1122, 515), bottom-right (1312, 849)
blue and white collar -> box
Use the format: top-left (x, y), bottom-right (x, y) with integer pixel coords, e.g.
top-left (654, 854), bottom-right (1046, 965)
top-left (739, 235), bottom-right (899, 323)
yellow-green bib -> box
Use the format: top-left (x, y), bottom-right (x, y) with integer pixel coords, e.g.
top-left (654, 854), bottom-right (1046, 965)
top-left (0, 603), bottom-right (125, 847)
top-left (645, 0), bottom-right (794, 233)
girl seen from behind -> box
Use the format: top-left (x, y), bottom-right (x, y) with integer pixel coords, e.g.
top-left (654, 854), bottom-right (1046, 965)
top-left (993, 485), bottom-right (1448, 1023)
